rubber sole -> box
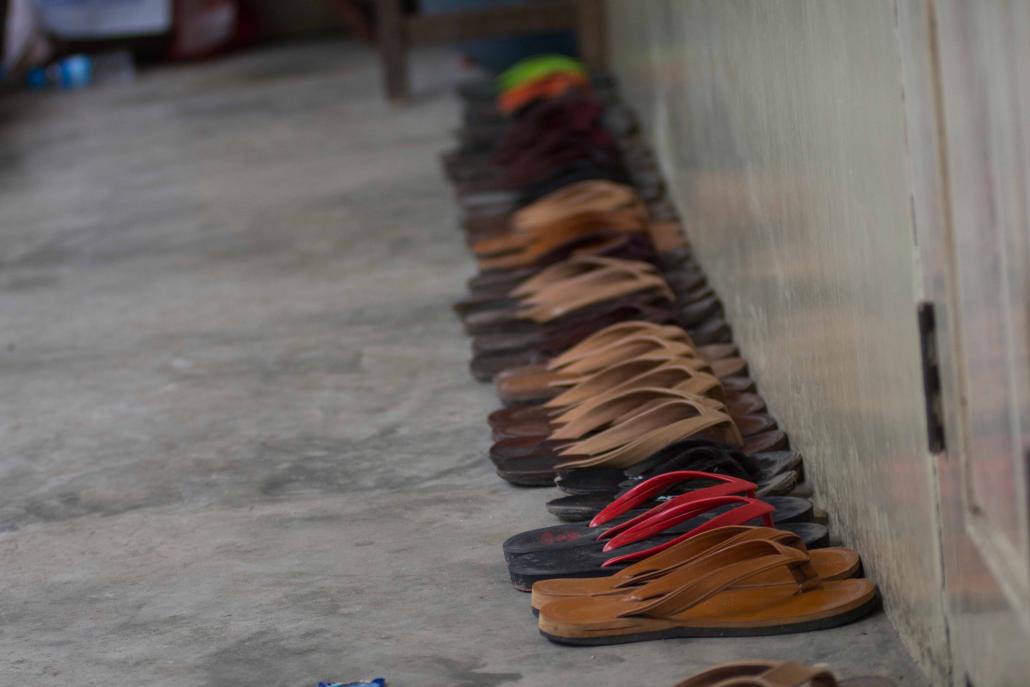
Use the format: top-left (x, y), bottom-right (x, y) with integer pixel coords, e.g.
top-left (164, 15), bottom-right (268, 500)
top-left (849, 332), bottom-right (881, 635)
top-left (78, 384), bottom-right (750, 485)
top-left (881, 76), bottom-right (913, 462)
top-left (545, 504), bottom-right (599, 522)
top-left (507, 522), bottom-right (830, 590)
top-left (511, 566), bottom-right (612, 592)
top-left (538, 593), bottom-right (881, 645)
top-left (496, 469), bottom-right (557, 487)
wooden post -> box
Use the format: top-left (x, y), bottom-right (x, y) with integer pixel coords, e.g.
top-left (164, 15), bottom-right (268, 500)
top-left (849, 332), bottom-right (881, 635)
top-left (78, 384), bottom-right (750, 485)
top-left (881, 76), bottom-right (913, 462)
top-left (374, 0), bottom-right (409, 101)
top-left (0, 0), bottom-right (9, 65)
top-left (575, 0), bottom-right (608, 72)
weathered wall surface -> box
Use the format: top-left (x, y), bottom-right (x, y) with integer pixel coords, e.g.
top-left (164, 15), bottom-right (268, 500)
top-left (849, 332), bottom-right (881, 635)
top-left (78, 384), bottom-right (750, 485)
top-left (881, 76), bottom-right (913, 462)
top-left (605, 1), bottom-right (948, 682)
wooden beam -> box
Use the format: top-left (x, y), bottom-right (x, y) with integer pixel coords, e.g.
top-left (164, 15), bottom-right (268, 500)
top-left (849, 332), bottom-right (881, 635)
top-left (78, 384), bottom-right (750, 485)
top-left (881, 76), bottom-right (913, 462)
top-left (374, 0), bottom-right (409, 101)
top-left (406, 2), bottom-right (577, 45)
top-left (575, 0), bottom-right (607, 71)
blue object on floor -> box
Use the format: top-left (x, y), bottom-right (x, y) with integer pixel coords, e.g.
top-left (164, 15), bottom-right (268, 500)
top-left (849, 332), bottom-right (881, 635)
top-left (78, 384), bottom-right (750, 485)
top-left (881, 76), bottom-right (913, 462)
top-left (318, 679), bottom-right (386, 687)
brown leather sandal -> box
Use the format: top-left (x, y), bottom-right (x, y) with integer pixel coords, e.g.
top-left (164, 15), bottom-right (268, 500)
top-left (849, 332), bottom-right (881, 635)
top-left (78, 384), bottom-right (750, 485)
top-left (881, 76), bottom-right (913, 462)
top-left (670, 660), bottom-right (895, 686)
top-left (512, 180), bottom-right (643, 233)
top-left (536, 539), bottom-right (879, 645)
top-left (492, 396), bottom-right (752, 486)
top-left (471, 181), bottom-right (646, 257)
top-left (493, 322), bottom-right (742, 404)
top-left (476, 216), bottom-right (647, 271)
top-left (464, 260), bottom-right (673, 336)
top-left (530, 526), bottom-right (861, 612)
top-left (555, 398), bottom-right (744, 470)
top-left (491, 365), bottom-right (772, 441)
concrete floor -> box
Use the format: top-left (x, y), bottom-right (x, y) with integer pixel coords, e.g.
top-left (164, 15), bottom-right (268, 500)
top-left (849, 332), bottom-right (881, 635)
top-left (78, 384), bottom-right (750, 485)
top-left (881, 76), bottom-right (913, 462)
top-left (0, 43), bottom-right (928, 687)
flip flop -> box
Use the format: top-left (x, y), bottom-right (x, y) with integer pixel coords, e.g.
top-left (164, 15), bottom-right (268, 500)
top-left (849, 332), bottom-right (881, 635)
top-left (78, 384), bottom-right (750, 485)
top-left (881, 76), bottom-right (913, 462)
top-left (517, 160), bottom-right (633, 207)
top-left (495, 428), bottom-right (787, 487)
top-left (493, 338), bottom-right (744, 406)
top-left (687, 317), bottom-right (733, 345)
top-left (462, 261), bottom-right (670, 336)
top-left (471, 290), bottom-right (677, 356)
top-left (469, 302), bottom-right (681, 369)
top-left (498, 72), bottom-right (591, 114)
top-left (474, 181), bottom-right (644, 253)
top-left (471, 204), bottom-right (647, 271)
top-left (492, 399), bottom-right (746, 486)
top-left (504, 490), bottom-right (814, 563)
top-left (666, 660), bottom-right (895, 687)
top-left (496, 55), bottom-right (587, 93)
top-left (468, 301), bottom-right (680, 381)
top-left (529, 526), bottom-right (860, 612)
top-left (455, 233), bottom-right (662, 316)
top-left (553, 441), bottom-right (801, 495)
top-left (461, 236), bottom-right (663, 318)
top-left (506, 495), bottom-right (827, 590)
top-left (536, 539), bottom-right (878, 644)
top-left (547, 470), bottom-right (798, 522)
top-left (504, 377), bottom-right (773, 438)
top-left (493, 406), bottom-right (775, 442)
top-left (490, 362), bottom-right (758, 438)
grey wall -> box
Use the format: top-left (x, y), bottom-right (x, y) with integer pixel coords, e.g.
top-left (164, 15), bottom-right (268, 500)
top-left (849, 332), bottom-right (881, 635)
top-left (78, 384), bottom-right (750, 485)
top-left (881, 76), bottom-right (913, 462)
top-left (604, 1), bottom-right (949, 682)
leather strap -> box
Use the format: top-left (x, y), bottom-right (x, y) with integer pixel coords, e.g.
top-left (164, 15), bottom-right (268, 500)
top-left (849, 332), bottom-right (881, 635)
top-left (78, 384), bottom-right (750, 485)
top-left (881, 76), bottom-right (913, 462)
top-left (554, 337), bottom-right (700, 377)
top-left (512, 180), bottom-right (640, 231)
top-left (564, 361), bottom-right (726, 401)
top-left (550, 386), bottom-right (725, 440)
top-left (548, 321), bottom-right (686, 367)
top-left (552, 346), bottom-right (712, 395)
top-left (557, 398), bottom-right (735, 458)
top-left (545, 358), bottom-right (676, 409)
top-left (510, 256), bottom-right (658, 298)
top-left (520, 269), bottom-right (673, 323)
top-left (544, 356), bottom-right (711, 409)
top-left (550, 387), bottom-right (691, 441)
top-left (617, 540), bottom-right (821, 618)
top-left (674, 661), bottom-right (781, 687)
top-left (551, 375), bottom-right (725, 431)
top-left (549, 325), bottom-right (693, 371)
top-left (519, 260), bottom-right (661, 302)
top-left (475, 201), bottom-right (647, 260)
top-left (557, 399), bottom-right (743, 469)
top-left (476, 217), bottom-right (646, 269)
top-left (560, 337), bottom-right (704, 376)
top-left (719, 662), bottom-right (841, 687)
top-left (611, 527), bottom-right (804, 589)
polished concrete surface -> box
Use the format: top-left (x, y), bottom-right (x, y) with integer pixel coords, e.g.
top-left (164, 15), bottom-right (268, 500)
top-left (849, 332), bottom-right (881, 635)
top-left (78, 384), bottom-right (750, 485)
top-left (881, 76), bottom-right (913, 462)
top-left (0, 43), bottom-right (927, 686)
top-left (606, 2), bottom-right (951, 683)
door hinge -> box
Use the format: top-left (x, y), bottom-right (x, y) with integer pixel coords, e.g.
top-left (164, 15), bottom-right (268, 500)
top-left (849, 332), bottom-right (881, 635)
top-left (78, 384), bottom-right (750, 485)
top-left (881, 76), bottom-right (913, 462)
top-left (918, 301), bottom-right (946, 453)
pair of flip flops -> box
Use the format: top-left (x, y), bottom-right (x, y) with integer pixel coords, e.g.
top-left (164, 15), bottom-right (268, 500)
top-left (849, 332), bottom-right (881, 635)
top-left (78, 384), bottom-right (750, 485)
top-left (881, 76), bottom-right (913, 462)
top-left (530, 524), bottom-right (878, 646)
top-left (548, 439), bottom-right (803, 521)
top-left (490, 396), bottom-right (763, 487)
top-left (669, 660), bottom-right (894, 687)
top-left (482, 320), bottom-right (785, 486)
top-left (503, 470), bottom-right (825, 590)
top-left (463, 257), bottom-right (673, 337)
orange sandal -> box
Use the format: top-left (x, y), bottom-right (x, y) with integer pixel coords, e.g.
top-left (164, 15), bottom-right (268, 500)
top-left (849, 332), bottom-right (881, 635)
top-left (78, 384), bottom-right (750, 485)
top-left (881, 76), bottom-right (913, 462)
top-left (537, 539), bottom-right (878, 645)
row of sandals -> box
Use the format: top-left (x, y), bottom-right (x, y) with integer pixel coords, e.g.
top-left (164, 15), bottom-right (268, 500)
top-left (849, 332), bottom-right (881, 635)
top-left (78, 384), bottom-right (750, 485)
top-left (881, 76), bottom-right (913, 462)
top-left (438, 55), bottom-right (895, 685)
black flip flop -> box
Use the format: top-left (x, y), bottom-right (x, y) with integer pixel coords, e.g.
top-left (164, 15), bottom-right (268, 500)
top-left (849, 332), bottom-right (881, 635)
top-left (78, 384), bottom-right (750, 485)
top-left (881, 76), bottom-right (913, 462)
top-left (505, 495), bottom-right (826, 590)
top-left (503, 494), bottom-right (814, 562)
top-left (547, 469), bottom-right (799, 522)
top-left (551, 442), bottom-right (755, 497)
top-left (493, 429), bottom-right (792, 488)
top-left (553, 440), bottom-right (802, 495)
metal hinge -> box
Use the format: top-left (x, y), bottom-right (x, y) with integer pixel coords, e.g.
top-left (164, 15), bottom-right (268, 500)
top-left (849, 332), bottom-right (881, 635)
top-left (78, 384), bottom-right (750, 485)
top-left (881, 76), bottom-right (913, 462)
top-left (918, 301), bottom-right (946, 453)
